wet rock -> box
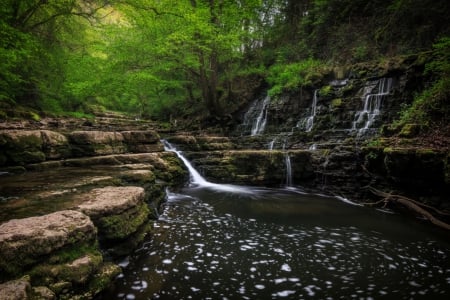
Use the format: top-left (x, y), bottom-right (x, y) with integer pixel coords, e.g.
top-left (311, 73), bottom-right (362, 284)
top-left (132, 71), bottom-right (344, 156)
top-left (0, 210), bottom-right (96, 280)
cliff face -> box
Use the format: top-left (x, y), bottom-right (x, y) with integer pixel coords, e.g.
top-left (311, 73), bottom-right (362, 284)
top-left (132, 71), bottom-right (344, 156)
top-left (235, 55), bottom-right (427, 141)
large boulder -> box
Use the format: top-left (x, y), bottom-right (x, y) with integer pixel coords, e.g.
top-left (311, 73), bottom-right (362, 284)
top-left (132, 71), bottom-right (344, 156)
top-left (0, 210), bottom-right (96, 281)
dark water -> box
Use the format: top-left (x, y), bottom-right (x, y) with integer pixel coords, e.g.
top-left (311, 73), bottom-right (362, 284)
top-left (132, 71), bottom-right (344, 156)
top-left (99, 186), bottom-right (450, 300)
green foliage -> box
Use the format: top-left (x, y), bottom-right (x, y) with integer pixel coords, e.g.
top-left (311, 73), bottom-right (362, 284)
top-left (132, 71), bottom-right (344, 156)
top-left (267, 58), bottom-right (326, 96)
top-left (393, 37), bottom-right (450, 130)
top-left (0, 0), bottom-right (449, 122)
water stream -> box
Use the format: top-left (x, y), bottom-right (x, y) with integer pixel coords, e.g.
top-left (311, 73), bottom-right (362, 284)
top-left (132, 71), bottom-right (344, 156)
top-left (241, 95), bottom-right (271, 136)
top-left (98, 143), bottom-right (450, 300)
top-left (352, 78), bottom-right (392, 135)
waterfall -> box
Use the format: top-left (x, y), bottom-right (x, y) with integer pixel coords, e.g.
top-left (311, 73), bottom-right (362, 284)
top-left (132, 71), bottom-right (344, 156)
top-left (285, 153), bottom-right (292, 187)
top-left (242, 95), bottom-right (271, 136)
top-left (162, 140), bottom-right (252, 194)
top-left (305, 90), bottom-right (318, 132)
top-left (309, 143), bottom-right (317, 150)
top-left (268, 138), bottom-right (276, 150)
top-left (162, 140), bottom-right (209, 186)
top-left (296, 89), bottom-right (318, 132)
top-left (352, 78), bottom-right (392, 134)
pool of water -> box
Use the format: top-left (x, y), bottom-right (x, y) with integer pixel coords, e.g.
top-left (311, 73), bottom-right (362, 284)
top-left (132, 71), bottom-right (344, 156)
top-left (98, 186), bottom-right (450, 300)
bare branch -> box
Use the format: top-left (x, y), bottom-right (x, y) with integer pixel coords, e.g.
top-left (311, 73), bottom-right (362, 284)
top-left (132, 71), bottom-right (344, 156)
top-left (367, 187), bottom-right (450, 231)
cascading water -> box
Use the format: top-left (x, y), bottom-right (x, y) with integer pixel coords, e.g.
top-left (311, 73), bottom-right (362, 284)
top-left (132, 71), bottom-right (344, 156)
top-left (305, 90), bottom-right (318, 132)
top-left (296, 90), bottom-right (318, 132)
top-left (162, 140), bottom-right (252, 194)
top-left (285, 153), bottom-right (292, 187)
top-left (241, 95), bottom-right (271, 136)
top-left (352, 78), bottom-right (392, 135)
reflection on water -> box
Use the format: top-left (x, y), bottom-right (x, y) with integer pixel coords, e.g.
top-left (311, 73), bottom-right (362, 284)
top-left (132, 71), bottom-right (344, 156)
top-left (99, 187), bottom-right (450, 300)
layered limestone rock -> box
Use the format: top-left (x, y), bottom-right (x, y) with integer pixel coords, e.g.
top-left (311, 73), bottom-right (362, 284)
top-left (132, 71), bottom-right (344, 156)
top-left (69, 131), bottom-right (126, 156)
top-left (0, 130), bottom-right (70, 166)
top-left (75, 186), bottom-right (151, 256)
top-left (0, 129), bottom-right (171, 169)
top-left (0, 210), bottom-right (96, 280)
top-left (166, 135), bottom-right (236, 151)
top-left (0, 209), bottom-right (123, 299)
top-left (121, 130), bottom-right (163, 152)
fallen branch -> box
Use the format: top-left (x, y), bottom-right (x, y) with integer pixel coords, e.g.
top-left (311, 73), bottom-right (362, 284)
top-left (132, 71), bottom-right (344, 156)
top-left (366, 187), bottom-right (450, 231)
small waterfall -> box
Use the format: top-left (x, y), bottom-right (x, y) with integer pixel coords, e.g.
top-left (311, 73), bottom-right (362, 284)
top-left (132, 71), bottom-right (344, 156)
top-left (285, 153), bottom-right (292, 187)
top-left (296, 89), bottom-right (318, 132)
top-left (305, 90), bottom-right (318, 132)
top-left (352, 78), bottom-right (392, 134)
top-left (268, 138), bottom-right (276, 150)
top-left (162, 140), bottom-right (252, 194)
top-left (162, 140), bottom-right (209, 186)
top-left (309, 143), bottom-right (317, 150)
top-left (242, 95), bottom-right (271, 136)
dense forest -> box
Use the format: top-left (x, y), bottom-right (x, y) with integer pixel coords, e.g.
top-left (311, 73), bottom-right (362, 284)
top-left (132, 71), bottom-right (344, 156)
top-left (1, 0), bottom-right (449, 129)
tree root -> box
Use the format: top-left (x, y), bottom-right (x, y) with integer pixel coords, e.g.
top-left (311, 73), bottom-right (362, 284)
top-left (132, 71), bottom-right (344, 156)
top-left (364, 186), bottom-right (450, 231)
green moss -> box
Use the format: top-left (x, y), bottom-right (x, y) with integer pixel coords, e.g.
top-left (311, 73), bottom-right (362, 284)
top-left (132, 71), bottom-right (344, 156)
top-left (88, 263), bottom-right (121, 296)
top-left (319, 85), bottom-right (333, 97)
top-left (331, 98), bottom-right (342, 108)
top-left (398, 123), bottom-right (425, 137)
top-left (47, 243), bottom-right (99, 265)
top-left (97, 204), bottom-right (149, 240)
top-left (28, 244), bottom-right (101, 286)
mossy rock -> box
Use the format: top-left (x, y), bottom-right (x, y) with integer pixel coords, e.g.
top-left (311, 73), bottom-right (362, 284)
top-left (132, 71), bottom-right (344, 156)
top-left (29, 249), bottom-right (103, 287)
top-left (104, 221), bottom-right (153, 258)
top-left (87, 262), bottom-right (121, 296)
top-left (96, 203), bottom-right (150, 241)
